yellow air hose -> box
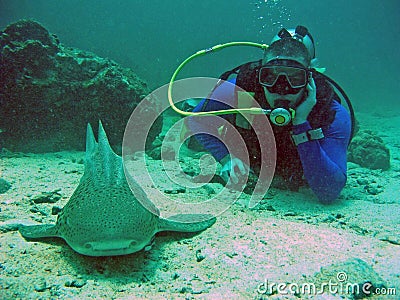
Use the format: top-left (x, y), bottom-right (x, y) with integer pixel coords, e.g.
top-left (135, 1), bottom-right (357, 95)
top-left (167, 42), bottom-right (269, 117)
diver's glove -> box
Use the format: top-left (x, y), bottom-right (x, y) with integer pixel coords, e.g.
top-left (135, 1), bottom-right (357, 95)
top-left (293, 77), bottom-right (317, 125)
top-left (219, 154), bottom-right (250, 187)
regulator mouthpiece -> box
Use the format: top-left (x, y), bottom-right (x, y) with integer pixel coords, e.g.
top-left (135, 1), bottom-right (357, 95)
top-left (269, 107), bottom-right (294, 126)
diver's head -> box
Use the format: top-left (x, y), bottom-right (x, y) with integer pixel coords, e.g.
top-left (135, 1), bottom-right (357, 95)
top-left (264, 25), bottom-right (315, 68)
top-left (269, 25), bottom-right (316, 62)
top-left (260, 25), bottom-right (315, 109)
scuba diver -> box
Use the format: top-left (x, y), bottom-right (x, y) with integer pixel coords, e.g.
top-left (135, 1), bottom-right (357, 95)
top-left (186, 25), bottom-right (352, 203)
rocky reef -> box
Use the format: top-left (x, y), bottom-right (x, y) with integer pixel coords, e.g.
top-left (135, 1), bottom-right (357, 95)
top-left (0, 19), bottom-right (162, 152)
top-left (348, 130), bottom-right (390, 170)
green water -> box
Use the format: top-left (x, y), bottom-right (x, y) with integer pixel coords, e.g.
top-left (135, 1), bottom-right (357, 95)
top-left (1, 0), bottom-right (399, 112)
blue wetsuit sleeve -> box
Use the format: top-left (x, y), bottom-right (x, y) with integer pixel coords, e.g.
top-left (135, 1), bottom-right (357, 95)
top-left (186, 79), bottom-right (236, 161)
top-left (292, 101), bottom-right (351, 203)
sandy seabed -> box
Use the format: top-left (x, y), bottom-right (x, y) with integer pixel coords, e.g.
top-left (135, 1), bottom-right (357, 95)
top-left (0, 112), bottom-right (399, 299)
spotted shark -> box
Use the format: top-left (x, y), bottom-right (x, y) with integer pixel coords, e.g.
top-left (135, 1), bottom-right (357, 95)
top-left (19, 121), bottom-right (215, 256)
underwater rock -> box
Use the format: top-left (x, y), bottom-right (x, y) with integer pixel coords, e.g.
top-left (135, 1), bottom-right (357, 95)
top-left (64, 278), bottom-right (87, 288)
top-left (348, 130), bottom-right (390, 170)
top-left (310, 258), bottom-right (387, 298)
top-left (0, 178), bottom-right (11, 194)
top-left (31, 189), bottom-right (62, 204)
top-left (164, 187), bottom-right (186, 194)
top-left (0, 19), bottom-right (162, 152)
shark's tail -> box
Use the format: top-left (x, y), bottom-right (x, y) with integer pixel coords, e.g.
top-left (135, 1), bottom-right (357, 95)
top-left (19, 224), bottom-right (58, 239)
top-left (85, 121), bottom-right (126, 186)
top-left (158, 214), bottom-right (216, 233)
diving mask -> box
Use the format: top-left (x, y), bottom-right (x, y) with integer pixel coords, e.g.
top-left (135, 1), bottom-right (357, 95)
top-left (258, 61), bottom-right (309, 89)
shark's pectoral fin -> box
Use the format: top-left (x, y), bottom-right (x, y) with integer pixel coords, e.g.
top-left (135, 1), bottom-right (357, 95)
top-left (19, 224), bottom-right (58, 239)
top-left (158, 214), bottom-right (216, 233)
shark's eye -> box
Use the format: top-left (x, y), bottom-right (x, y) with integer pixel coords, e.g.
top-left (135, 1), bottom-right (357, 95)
top-left (129, 241), bottom-right (137, 247)
top-left (84, 243), bottom-right (92, 249)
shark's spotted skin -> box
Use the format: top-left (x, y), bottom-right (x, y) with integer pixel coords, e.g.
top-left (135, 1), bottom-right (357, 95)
top-left (19, 121), bottom-right (215, 256)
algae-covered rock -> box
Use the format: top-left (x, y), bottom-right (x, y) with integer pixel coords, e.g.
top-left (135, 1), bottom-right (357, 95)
top-left (0, 19), bottom-right (162, 152)
top-left (348, 130), bottom-right (390, 170)
top-left (310, 258), bottom-right (387, 299)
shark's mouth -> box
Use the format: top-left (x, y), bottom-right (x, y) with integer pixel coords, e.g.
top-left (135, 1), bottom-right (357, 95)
top-left (86, 240), bottom-right (136, 250)
top-left (78, 239), bottom-right (143, 256)
top-left (77, 235), bottom-right (156, 256)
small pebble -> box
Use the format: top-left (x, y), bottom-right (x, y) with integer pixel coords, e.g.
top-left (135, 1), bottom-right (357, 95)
top-left (178, 286), bottom-right (191, 294)
top-left (364, 184), bottom-right (382, 195)
top-left (34, 280), bottom-right (48, 292)
top-left (191, 287), bottom-right (205, 295)
top-left (225, 252), bottom-right (238, 258)
top-left (195, 249), bottom-right (205, 262)
top-left (65, 279), bottom-right (87, 288)
top-left (32, 189), bottom-right (62, 204)
top-left (356, 178), bottom-right (369, 185)
top-left (266, 205), bottom-right (276, 211)
top-left (372, 197), bottom-right (385, 204)
top-left (164, 189), bottom-right (177, 194)
top-left (322, 215), bottom-right (336, 223)
top-left (164, 187), bottom-right (186, 194)
top-left (51, 206), bottom-right (62, 215)
top-left (64, 169), bottom-right (78, 174)
top-left (177, 187), bottom-right (186, 193)
top-left (284, 211), bottom-right (297, 217)
top-left (30, 206), bottom-right (48, 216)
top-left (201, 185), bottom-right (215, 195)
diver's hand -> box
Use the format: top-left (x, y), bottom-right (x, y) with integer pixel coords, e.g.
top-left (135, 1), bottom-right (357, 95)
top-left (293, 77), bottom-right (317, 125)
top-left (219, 155), bottom-right (249, 186)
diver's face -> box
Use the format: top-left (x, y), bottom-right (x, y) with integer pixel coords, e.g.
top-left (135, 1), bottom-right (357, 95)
top-left (263, 85), bottom-right (305, 109)
top-left (261, 56), bottom-right (308, 109)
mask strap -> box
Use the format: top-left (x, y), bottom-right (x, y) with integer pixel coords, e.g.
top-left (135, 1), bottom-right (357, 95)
top-left (277, 28), bottom-right (292, 39)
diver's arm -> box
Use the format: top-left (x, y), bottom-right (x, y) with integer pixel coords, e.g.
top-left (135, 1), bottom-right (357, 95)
top-left (186, 80), bottom-right (236, 161)
top-left (188, 113), bottom-right (229, 161)
top-left (293, 102), bottom-right (351, 203)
